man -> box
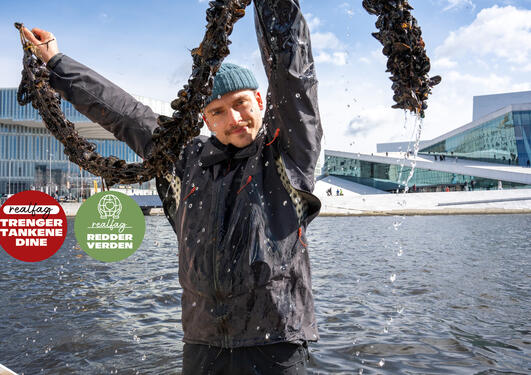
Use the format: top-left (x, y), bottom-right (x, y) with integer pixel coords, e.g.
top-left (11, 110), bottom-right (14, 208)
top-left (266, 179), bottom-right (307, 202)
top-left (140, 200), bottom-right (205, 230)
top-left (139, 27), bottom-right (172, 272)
top-left (24, 0), bottom-right (322, 373)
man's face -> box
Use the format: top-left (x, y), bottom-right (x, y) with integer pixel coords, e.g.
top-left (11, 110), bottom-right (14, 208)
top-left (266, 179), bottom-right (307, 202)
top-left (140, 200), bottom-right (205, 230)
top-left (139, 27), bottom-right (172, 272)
top-left (203, 89), bottom-right (264, 148)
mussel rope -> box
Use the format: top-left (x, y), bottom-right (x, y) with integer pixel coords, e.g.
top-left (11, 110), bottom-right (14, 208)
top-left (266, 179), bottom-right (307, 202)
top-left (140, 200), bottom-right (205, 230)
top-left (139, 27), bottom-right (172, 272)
top-left (362, 0), bottom-right (441, 117)
top-left (14, 0), bottom-right (251, 187)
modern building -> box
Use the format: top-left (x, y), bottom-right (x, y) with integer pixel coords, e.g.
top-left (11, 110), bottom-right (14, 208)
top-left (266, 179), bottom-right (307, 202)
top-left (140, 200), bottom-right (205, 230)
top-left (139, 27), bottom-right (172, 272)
top-left (325, 91), bottom-right (531, 193)
top-left (0, 87), bottom-right (196, 199)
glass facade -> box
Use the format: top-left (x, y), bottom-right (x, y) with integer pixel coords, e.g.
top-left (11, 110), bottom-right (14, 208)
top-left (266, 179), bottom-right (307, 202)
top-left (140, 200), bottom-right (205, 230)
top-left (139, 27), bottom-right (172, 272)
top-left (420, 110), bottom-right (531, 167)
top-left (0, 123), bottom-right (143, 198)
top-left (0, 87), bottom-right (169, 198)
top-left (324, 154), bottom-right (529, 192)
top-left (0, 87), bottom-right (90, 123)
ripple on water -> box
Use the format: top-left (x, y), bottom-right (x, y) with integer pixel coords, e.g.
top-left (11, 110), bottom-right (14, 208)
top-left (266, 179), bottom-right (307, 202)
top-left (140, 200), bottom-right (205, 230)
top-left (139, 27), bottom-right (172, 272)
top-left (0, 215), bottom-right (530, 374)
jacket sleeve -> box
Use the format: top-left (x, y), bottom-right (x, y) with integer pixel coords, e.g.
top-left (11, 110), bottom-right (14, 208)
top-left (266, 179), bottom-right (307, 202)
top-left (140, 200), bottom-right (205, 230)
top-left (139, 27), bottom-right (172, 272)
top-left (47, 53), bottom-right (158, 159)
top-left (254, 0), bottom-right (323, 192)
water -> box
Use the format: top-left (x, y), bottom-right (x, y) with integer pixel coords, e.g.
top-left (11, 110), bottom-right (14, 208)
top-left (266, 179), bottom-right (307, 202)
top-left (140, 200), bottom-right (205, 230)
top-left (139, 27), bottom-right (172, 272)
top-left (1, 215), bottom-right (530, 374)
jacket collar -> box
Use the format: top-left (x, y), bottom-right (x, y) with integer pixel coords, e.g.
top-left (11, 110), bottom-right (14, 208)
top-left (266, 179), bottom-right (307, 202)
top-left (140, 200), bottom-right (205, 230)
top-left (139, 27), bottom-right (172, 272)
top-left (200, 132), bottom-right (263, 167)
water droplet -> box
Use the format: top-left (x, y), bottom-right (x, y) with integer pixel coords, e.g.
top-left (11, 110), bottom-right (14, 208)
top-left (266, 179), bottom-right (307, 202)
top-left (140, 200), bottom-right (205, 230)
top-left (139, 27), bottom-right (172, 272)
top-left (192, 301), bottom-right (197, 307)
top-left (378, 359), bottom-right (385, 367)
top-left (265, 161), bottom-right (269, 167)
top-left (397, 248), bottom-right (403, 256)
top-left (355, 351), bottom-right (360, 356)
top-left (283, 201), bottom-right (287, 206)
top-left (197, 239), bottom-right (201, 244)
top-left (265, 333), bottom-right (270, 340)
top-left (358, 369), bottom-right (363, 374)
top-left (142, 354), bottom-right (146, 361)
top-left (390, 274), bottom-right (396, 283)
top-left (256, 326), bottom-right (260, 330)
top-left (295, 93), bottom-right (301, 98)
top-left (202, 227), bottom-right (205, 232)
top-left (188, 204), bottom-right (192, 208)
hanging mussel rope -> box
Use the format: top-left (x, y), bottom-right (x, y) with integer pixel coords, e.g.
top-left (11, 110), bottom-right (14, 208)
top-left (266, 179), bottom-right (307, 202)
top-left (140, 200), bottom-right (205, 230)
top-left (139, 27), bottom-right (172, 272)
top-left (14, 0), bottom-right (251, 187)
top-left (363, 0), bottom-right (441, 117)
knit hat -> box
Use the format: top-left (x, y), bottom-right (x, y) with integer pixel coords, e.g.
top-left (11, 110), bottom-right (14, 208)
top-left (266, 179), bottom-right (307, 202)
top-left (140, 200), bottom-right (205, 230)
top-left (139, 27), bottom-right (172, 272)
top-left (205, 63), bottom-right (259, 106)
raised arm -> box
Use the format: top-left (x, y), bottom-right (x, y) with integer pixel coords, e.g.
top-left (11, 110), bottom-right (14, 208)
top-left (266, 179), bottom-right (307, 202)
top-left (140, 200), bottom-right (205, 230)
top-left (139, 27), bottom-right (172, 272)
top-left (254, 0), bottom-right (322, 192)
top-left (23, 27), bottom-right (158, 159)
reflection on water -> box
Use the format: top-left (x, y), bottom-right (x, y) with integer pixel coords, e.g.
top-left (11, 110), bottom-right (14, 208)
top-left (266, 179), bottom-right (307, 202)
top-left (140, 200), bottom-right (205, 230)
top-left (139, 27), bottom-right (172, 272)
top-left (0, 215), bottom-right (530, 374)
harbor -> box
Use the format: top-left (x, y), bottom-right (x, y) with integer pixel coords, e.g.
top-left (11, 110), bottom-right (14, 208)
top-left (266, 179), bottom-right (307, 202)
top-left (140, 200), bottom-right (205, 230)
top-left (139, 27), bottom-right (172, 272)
top-left (1, 214), bottom-right (529, 374)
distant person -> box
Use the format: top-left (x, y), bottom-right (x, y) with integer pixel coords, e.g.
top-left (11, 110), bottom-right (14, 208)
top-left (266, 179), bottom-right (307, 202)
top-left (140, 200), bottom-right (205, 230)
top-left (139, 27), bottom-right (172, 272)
top-left (336, 188), bottom-right (340, 196)
top-left (339, 189), bottom-right (343, 196)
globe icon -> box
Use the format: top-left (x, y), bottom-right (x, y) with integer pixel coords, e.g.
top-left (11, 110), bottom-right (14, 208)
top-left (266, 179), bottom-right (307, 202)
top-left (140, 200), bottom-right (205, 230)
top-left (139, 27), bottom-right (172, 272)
top-left (97, 194), bottom-right (122, 219)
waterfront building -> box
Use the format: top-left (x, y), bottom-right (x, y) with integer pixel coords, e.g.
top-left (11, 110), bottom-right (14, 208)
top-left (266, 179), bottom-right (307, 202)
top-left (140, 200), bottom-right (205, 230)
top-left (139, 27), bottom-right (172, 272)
top-left (325, 91), bottom-right (531, 193)
top-left (0, 87), bottom-right (205, 199)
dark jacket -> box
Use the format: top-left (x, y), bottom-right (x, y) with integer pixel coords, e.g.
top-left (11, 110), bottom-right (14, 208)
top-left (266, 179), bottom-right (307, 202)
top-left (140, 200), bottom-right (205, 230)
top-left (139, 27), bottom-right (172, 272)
top-left (48, 0), bottom-right (322, 348)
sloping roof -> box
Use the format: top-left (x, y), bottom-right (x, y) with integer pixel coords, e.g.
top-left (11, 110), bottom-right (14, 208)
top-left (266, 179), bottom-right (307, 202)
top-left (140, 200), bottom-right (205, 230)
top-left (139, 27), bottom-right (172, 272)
top-left (325, 149), bottom-right (531, 185)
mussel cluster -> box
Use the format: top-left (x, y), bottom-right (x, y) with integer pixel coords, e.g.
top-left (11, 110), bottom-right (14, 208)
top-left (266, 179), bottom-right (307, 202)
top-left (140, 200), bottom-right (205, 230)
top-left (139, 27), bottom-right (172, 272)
top-left (15, 0), bottom-right (251, 186)
top-left (363, 0), bottom-right (441, 117)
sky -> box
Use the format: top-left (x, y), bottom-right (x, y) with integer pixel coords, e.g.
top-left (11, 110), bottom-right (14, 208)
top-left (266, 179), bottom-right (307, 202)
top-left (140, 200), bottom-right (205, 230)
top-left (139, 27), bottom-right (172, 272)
top-left (1, 0), bottom-right (531, 154)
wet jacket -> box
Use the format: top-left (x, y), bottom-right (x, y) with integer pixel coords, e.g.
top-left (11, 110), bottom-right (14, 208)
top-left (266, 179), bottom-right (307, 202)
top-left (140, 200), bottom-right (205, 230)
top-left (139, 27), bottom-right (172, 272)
top-left (47, 0), bottom-right (322, 348)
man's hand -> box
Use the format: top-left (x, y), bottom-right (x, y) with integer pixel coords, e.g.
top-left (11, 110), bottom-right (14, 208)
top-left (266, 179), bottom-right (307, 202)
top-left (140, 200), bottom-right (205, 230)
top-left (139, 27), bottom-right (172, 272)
top-left (22, 27), bottom-right (59, 63)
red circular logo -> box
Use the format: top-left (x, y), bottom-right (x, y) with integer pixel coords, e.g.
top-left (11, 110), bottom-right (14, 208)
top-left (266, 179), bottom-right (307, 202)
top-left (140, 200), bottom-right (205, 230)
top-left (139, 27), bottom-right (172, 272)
top-left (0, 191), bottom-right (67, 262)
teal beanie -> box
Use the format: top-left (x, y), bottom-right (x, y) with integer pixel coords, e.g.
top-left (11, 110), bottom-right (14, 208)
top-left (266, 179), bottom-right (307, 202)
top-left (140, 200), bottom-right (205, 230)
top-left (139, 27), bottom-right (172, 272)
top-left (205, 63), bottom-right (259, 106)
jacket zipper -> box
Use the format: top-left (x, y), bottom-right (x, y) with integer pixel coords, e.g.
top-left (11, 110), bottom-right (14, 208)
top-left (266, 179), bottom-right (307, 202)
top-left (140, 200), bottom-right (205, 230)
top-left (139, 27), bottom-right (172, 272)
top-left (212, 179), bottom-right (230, 348)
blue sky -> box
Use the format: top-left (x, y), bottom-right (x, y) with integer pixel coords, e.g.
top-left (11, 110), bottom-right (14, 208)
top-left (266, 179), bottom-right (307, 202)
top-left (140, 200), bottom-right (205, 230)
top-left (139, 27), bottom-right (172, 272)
top-left (1, 0), bottom-right (531, 153)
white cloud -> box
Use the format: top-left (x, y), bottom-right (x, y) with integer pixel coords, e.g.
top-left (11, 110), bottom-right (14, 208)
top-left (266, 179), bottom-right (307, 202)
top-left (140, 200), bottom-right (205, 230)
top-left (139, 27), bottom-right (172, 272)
top-left (310, 30), bottom-right (348, 66)
top-left (339, 3), bottom-right (355, 17)
top-left (436, 6), bottom-right (531, 68)
top-left (443, 0), bottom-right (475, 11)
top-left (370, 48), bottom-right (387, 65)
top-left (311, 32), bottom-right (345, 51)
top-left (345, 105), bottom-right (395, 137)
top-left (315, 51), bottom-right (348, 66)
top-left (432, 57), bottom-right (458, 69)
top-left (444, 71), bottom-right (512, 91)
top-left (304, 13), bottom-right (321, 32)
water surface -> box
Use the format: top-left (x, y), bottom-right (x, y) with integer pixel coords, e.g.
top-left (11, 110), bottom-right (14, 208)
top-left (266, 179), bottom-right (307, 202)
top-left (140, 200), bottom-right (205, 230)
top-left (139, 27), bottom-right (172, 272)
top-left (1, 215), bottom-right (529, 374)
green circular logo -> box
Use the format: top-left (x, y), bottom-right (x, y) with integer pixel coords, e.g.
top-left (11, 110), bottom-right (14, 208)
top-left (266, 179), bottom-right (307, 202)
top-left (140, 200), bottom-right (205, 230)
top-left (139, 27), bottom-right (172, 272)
top-left (74, 191), bottom-right (145, 262)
